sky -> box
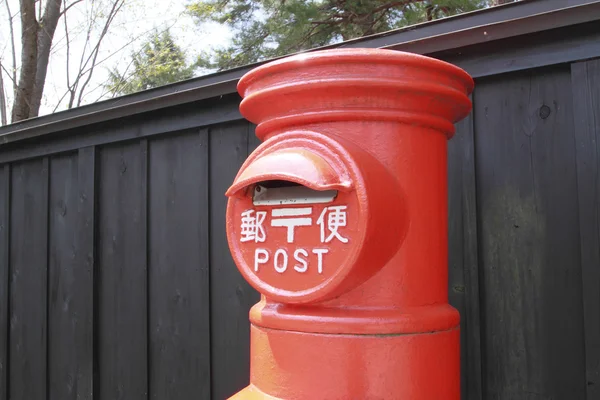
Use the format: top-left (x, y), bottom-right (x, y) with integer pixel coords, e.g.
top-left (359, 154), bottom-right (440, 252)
top-left (0, 0), bottom-right (232, 118)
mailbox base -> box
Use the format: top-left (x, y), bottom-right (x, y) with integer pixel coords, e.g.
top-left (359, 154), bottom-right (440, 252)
top-left (229, 324), bottom-right (460, 400)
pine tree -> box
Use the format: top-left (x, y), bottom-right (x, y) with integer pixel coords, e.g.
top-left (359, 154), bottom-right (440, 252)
top-left (107, 30), bottom-right (195, 95)
top-left (188, 0), bottom-right (492, 70)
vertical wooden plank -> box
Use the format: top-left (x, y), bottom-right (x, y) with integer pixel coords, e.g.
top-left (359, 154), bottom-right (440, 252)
top-left (247, 124), bottom-right (262, 153)
top-left (147, 129), bottom-right (211, 399)
top-left (78, 147), bottom-right (96, 400)
top-left (9, 158), bottom-right (49, 400)
top-left (448, 101), bottom-right (483, 400)
top-left (210, 121), bottom-right (260, 400)
top-left (47, 150), bottom-right (95, 400)
top-left (140, 139), bottom-right (149, 400)
top-left (48, 153), bottom-right (79, 399)
top-left (97, 142), bottom-right (147, 400)
top-left (475, 67), bottom-right (586, 399)
top-left (0, 165), bottom-right (9, 400)
top-left (571, 59), bottom-right (600, 399)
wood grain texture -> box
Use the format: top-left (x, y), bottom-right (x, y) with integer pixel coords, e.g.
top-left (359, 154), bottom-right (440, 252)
top-left (571, 59), bottom-right (600, 399)
top-left (46, 149), bottom-right (95, 400)
top-left (77, 147), bottom-right (96, 399)
top-left (9, 158), bottom-right (49, 400)
top-left (442, 23), bottom-right (600, 79)
top-left (475, 67), bottom-right (586, 399)
top-left (247, 124), bottom-right (261, 153)
top-left (0, 165), bottom-right (9, 400)
top-left (97, 142), bottom-right (147, 400)
top-left (147, 130), bottom-right (211, 399)
top-left (210, 121), bottom-right (260, 400)
top-left (448, 99), bottom-right (483, 400)
top-left (0, 95), bottom-right (242, 165)
top-left (47, 153), bottom-right (89, 400)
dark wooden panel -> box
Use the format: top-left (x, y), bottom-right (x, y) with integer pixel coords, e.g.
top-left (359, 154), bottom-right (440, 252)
top-left (571, 59), bottom-right (600, 399)
top-left (77, 147), bottom-right (96, 399)
top-left (448, 101), bottom-right (483, 400)
top-left (247, 124), bottom-right (261, 153)
top-left (147, 130), bottom-right (211, 399)
top-left (475, 67), bottom-right (586, 399)
top-left (442, 22), bottom-right (600, 79)
top-left (97, 142), bottom-right (147, 400)
top-left (210, 121), bottom-right (260, 400)
top-left (47, 150), bottom-right (94, 400)
top-left (9, 158), bottom-right (49, 400)
top-left (0, 96), bottom-right (242, 165)
top-left (0, 165), bottom-right (9, 400)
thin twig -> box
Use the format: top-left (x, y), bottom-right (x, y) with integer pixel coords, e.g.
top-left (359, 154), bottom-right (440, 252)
top-left (4, 0), bottom-right (18, 96)
top-left (91, 18), bottom-right (181, 100)
top-left (0, 63), bottom-right (16, 86)
top-left (76, 0), bottom-right (121, 82)
top-left (63, 0), bottom-right (71, 89)
top-left (59, 0), bottom-right (83, 16)
top-left (62, 0), bottom-right (77, 109)
top-left (76, 20), bottom-right (169, 79)
top-left (75, 0), bottom-right (96, 90)
top-left (52, 87), bottom-right (72, 113)
top-left (76, 0), bottom-right (125, 106)
top-left (0, 60), bottom-right (7, 125)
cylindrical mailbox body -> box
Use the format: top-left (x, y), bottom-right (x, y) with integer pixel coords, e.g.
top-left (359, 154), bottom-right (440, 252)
top-left (225, 49), bottom-right (474, 399)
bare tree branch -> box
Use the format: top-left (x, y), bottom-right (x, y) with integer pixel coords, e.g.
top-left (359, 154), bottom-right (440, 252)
top-left (78, 0), bottom-right (124, 76)
top-left (0, 60), bottom-right (7, 125)
top-left (63, 0), bottom-right (71, 89)
top-left (88, 17), bottom-right (181, 102)
top-left (4, 0), bottom-right (18, 96)
top-left (51, 86), bottom-right (72, 113)
top-left (92, 51), bottom-right (137, 101)
top-left (0, 63), bottom-right (17, 86)
top-left (73, 0), bottom-right (96, 102)
top-left (60, 0), bottom-right (76, 111)
top-left (91, 14), bottom-right (180, 73)
top-left (59, 0), bottom-right (82, 16)
top-left (76, 0), bottom-right (125, 106)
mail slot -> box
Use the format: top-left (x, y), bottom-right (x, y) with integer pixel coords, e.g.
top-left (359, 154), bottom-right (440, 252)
top-left (226, 131), bottom-right (405, 304)
top-left (225, 49), bottom-right (474, 400)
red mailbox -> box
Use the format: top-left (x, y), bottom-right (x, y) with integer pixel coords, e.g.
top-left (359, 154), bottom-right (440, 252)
top-left (225, 48), bottom-right (474, 399)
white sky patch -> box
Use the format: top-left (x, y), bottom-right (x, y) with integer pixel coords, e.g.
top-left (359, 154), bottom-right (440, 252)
top-left (0, 0), bottom-right (233, 118)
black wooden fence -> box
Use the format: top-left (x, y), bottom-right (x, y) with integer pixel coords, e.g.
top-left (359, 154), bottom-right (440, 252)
top-left (1, 1), bottom-right (600, 399)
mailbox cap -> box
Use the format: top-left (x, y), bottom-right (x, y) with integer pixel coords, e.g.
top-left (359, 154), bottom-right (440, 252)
top-left (237, 48), bottom-right (474, 139)
top-left (226, 148), bottom-right (352, 198)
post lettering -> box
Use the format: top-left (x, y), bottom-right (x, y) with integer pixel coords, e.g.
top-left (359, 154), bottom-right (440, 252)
top-left (254, 248), bottom-right (269, 272)
top-left (312, 248), bottom-right (329, 274)
top-left (293, 248), bottom-right (309, 273)
top-left (274, 248), bottom-right (288, 273)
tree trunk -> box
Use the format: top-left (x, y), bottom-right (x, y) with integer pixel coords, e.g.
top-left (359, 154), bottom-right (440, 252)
top-left (11, 0), bottom-right (38, 122)
top-left (30, 0), bottom-right (63, 118)
top-left (0, 61), bottom-right (7, 125)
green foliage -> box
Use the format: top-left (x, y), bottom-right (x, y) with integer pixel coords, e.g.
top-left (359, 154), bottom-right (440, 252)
top-left (188, 0), bottom-right (488, 70)
top-left (107, 30), bottom-right (195, 96)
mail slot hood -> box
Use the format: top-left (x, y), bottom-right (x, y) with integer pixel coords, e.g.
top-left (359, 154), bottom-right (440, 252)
top-left (226, 140), bottom-right (353, 199)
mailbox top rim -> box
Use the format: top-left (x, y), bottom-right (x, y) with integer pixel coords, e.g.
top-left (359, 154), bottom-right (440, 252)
top-left (237, 48), bottom-right (474, 97)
